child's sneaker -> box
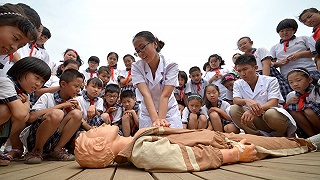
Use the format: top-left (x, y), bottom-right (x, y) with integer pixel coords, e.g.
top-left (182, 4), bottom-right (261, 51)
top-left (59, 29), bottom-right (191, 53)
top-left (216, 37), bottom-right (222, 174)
top-left (24, 150), bottom-right (43, 164)
top-left (307, 133), bottom-right (320, 152)
top-left (49, 148), bottom-right (75, 161)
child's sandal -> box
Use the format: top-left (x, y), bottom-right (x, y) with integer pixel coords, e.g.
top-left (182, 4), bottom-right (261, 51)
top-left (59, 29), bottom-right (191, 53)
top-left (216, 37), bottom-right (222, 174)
top-left (0, 149), bottom-right (23, 161)
top-left (49, 148), bottom-right (75, 161)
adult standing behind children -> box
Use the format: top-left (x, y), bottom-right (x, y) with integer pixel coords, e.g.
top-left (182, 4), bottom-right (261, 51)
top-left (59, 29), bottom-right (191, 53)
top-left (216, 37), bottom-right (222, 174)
top-left (131, 31), bottom-right (182, 128)
top-left (229, 54), bottom-right (296, 137)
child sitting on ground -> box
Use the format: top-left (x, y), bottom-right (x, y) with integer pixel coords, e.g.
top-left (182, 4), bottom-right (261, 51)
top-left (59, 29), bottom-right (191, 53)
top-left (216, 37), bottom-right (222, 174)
top-left (182, 94), bottom-right (212, 130)
top-left (120, 90), bottom-right (140, 137)
top-left (97, 66), bottom-right (111, 97)
top-left (202, 84), bottom-right (239, 133)
top-left (286, 67), bottom-right (320, 138)
top-left (75, 77), bottom-right (108, 130)
top-left (174, 70), bottom-right (188, 115)
top-left (23, 69), bottom-right (84, 164)
top-left (220, 73), bottom-right (238, 105)
top-left (185, 66), bottom-right (209, 100)
top-left (0, 57), bottom-right (51, 165)
top-left (118, 54), bottom-right (135, 92)
top-left (103, 84), bottom-right (122, 128)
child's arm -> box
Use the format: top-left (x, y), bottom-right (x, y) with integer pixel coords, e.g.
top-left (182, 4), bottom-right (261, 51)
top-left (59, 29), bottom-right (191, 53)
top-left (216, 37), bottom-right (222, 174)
top-left (6, 94), bottom-right (30, 121)
top-left (286, 96), bottom-right (299, 106)
top-left (210, 107), bottom-right (231, 121)
top-left (208, 73), bottom-right (222, 84)
top-left (130, 110), bottom-right (139, 126)
top-left (34, 86), bottom-right (60, 98)
top-left (81, 119), bottom-right (92, 131)
top-left (287, 50), bottom-right (315, 61)
top-left (87, 105), bottom-right (97, 119)
top-left (28, 95), bottom-right (73, 123)
top-left (261, 58), bottom-right (272, 76)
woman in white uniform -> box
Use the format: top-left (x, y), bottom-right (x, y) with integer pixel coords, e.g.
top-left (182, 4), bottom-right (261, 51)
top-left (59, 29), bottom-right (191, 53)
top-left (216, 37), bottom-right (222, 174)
top-left (131, 31), bottom-right (182, 129)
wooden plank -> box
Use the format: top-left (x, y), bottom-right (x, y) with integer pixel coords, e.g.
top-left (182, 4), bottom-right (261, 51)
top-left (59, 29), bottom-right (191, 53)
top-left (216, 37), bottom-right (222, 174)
top-left (196, 168), bottom-right (261, 180)
top-left (113, 163), bottom-right (154, 180)
top-left (24, 161), bottom-right (82, 180)
top-left (243, 161), bottom-right (320, 175)
top-left (0, 161), bottom-right (75, 180)
top-left (69, 167), bottom-right (116, 180)
top-left (193, 168), bottom-right (261, 180)
top-left (0, 160), bottom-right (54, 174)
top-left (262, 157), bottom-right (320, 166)
top-left (152, 172), bottom-right (202, 180)
top-left (221, 163), bottom-right (320, 180)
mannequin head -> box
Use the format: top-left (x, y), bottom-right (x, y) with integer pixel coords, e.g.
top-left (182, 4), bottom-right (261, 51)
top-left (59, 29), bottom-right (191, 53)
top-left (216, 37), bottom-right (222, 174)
top-left (75, 124), bottom-right (119, 168)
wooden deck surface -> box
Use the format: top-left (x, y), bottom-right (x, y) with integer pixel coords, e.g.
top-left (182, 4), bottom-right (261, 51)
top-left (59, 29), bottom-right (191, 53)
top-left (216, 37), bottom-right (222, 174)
top-left (1, 151), bottom-right (320, 180)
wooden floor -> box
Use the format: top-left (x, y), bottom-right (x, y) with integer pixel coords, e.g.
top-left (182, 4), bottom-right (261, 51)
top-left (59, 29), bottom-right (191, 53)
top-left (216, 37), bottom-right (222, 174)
top-left (0, 151), bottom-right (320, 180)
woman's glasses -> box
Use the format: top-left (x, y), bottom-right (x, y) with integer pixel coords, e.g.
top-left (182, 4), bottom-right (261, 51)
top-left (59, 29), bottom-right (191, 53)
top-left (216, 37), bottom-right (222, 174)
top-left (134, 42), bottom-right (150, 57)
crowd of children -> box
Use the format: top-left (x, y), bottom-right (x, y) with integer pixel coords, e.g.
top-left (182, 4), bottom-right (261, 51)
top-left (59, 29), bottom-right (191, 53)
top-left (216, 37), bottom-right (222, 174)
top-left (1, 2), bottom-right (320, 166)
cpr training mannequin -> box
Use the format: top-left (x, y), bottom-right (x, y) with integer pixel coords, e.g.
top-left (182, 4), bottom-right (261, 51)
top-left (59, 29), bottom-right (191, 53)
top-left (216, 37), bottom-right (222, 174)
top-left (75, 124), bottom-right (317, 172)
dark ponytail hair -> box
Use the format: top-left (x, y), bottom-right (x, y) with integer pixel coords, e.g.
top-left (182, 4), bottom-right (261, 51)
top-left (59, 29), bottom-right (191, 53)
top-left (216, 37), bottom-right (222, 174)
top-left (133, 31), bottom-right (165, 52)
top-left (207, 54), bottom-right (225, 67)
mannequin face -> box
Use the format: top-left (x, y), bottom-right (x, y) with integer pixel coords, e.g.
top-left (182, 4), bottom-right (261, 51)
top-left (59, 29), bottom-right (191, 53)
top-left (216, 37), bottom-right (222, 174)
top-left (75, 124), bottom-right (119, 168)
top-left (85, 124), bottom-right (119, 143)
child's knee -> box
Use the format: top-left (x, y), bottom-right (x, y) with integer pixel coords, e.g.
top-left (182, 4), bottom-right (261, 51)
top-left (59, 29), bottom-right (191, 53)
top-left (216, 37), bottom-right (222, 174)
top-left (189, 113), bottom-right (198, 121)
top-left (45, 109), bottom-right (64, 123)
top-left (69, 109), bottom-right (82, 120)
top-left (0, 104), bottom-right (12, 123)
top-left (304, 108), bottom-right (318, 118)
top-left (209, 111), bottom-right (220, 120)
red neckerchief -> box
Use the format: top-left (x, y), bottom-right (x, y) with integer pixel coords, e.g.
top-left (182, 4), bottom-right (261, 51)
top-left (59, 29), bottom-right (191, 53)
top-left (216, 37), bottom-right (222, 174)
top-left (109, 66), bottom-right (115, 80)
top-left (15, 87), bottom-right (24, 95)
top-left (4, 53), bottom-right (14, 63)
top-left (298, 93), bottom-right (310, 112)
top-left (125, 69), bottom-right (131, 85)
top-left (90, 72), bottom-right (95, 79)
top-left (283, 40), bottom-right (289, 52)
top-left (89, 99), bottom-right (95, 105)
top-left (29, 44), bottom-right (40, 56)
top-left (196, 83), bottom-right (201, 94)
top-left (313, 27), bottom-right (320, 41)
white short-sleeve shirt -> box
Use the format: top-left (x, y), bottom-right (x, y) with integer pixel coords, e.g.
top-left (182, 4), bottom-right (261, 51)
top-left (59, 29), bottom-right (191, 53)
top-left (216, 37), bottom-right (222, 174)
top-left (286, 86), bottom-right (320, 105)
top-left (185, 79), bottom-right (209, 99)
top-left (270, 36), bottom-right (317, 78)
top-left (32, 93), bottom-right (57, 111)
top-left (75, 95), bottom-right (104, 120)
top-left (203, 68), bottom-right (230, 99)
top-left (181, 106), bottom-right (207, 124)
top-left (201, 100), bottom-right (231, 119)
top-left (82, 69), bottom-right (98, 83)
top-left (233, 75), bottom-right (284, 106)
top-left (107, 68), bottom-right (119, 85)
top-left (132, 53), bottom-right (182, 129)
top-left (0, 77), bottom-right (17, 100)
top-left (252, 48), bottom-right (272, 71)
